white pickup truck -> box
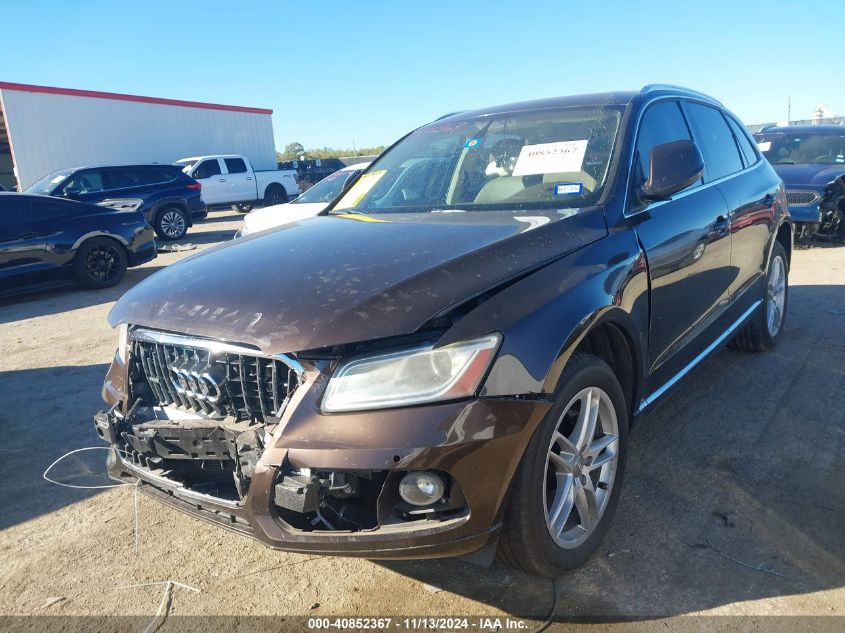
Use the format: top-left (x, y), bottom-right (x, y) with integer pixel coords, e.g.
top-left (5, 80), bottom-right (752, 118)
top-left (174, 155), bottom-right (299, 212)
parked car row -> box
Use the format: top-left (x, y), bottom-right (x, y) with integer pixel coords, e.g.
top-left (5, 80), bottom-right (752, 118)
top-left (25, 164), bottom-right (206, 241)
top-left (95, 85), bottom-right (793, 577)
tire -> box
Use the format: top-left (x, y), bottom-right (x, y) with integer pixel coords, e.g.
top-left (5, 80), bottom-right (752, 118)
top-left (264, 185), bottom-right (288, 206)
top-left (154, 206), bottom-right (188, 241)
top-left (234, 203), bottom-right (253, 213)
top-left (729, 241), bottom-right (788, 352)
top-left (73, 237), bottom-right (128, 289)
top-left (498, 353), bottom-right (629, 577)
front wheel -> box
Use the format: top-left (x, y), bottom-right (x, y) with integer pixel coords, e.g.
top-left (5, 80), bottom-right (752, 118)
top-left (498, 353), bottom-right (628, 577)
top-left (154, 207), bottom-right (188, 241)
top-left (729, 241), bottom-right (788, 352)
top-left (234, 203), bottom-right (253, 213)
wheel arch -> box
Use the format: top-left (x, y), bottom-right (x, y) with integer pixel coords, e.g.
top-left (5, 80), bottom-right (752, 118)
top-left (775, 219), bottom-right (792, 268)
top-left (72, 230), bottom-right (129, 251)
top-left (544, 307), bottom-right (644, 420)
top-left (152, 198), bottom-right (192, 226)
top-left (264, 182), bottom-right (287, 200)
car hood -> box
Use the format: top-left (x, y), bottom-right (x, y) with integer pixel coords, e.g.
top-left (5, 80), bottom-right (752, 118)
top-left (771, 163), bottom-right (845, 188)
top-left (242, 202), bottom-right (327, 235)
top-left (110, 208), bottom-right (607, 354)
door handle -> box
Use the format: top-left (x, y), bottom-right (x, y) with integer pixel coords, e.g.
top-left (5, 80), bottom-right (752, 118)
top-left (19, 232), bottom-right (38, 239)
top-left (245, 177), bottom-right (253, 181)
top-left (714, 215), bottom-right (730, 235)
top-left (218, 179), bottom-right (227, 182)
top-left (763, 193), bottom-right (776, 207)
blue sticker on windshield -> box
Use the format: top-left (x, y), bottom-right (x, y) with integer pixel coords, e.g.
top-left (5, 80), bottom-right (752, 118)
top-left (553, 183), bottom-right (583, 196)
top-left (465, 138), bottom-right (482, 149)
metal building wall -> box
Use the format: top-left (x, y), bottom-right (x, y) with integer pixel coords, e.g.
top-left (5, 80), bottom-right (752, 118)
top-left (0, 87), bottom-right (277, 189)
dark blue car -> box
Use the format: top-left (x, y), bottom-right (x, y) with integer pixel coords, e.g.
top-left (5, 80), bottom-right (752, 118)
top-left (754, 124), bottom-right (845, 238)
top-left (24, 164), bottom-right (206, 240)
top-left (0, 193), bottom-right (156, 295)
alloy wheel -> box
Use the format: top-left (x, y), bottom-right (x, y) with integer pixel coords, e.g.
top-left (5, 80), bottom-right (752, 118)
top-left (543, 386), bottom-right (619, 549)
top-left (766, 255), bottom-right (786, 336)
top-left (160, 210), bottom-right (186, 238)
top-left (85, 245), bottom-right (121, 282)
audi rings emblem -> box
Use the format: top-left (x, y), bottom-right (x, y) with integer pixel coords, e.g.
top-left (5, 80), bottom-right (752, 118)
top-left (170, 367), bottom-right (223, 402)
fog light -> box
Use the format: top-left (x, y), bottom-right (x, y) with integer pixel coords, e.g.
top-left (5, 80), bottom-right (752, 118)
top-left (399, 471), bottom-right (445, 506)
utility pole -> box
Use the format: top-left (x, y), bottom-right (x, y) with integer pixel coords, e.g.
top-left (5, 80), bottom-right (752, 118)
top-left (787, 96), bottom-right (791, 124)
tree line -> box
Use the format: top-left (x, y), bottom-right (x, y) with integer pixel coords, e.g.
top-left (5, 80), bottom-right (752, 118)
top-left (277, 142), bottom-right (385, 161)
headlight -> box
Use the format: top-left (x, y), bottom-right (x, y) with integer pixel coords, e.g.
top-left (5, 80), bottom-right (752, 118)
top-left (116, 323), bottom-right (129, 364)
top-left (321, 334), bottom-right (500, 413)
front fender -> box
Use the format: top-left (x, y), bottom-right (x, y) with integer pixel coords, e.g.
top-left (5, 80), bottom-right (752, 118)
top-left (438, 229), bottom-right (649, 403)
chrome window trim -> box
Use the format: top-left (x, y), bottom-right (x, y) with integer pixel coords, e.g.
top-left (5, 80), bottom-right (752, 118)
top-left (130, 327), bottom-right (306, 379)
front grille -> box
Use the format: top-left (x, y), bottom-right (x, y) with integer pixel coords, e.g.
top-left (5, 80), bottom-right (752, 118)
top-left (130, 331), bottom-right (302, 421)
top-left (786, 191), bottom-right (819, 207)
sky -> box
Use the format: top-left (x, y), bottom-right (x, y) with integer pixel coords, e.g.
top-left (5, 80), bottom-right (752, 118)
top-left (2, 0), bottom-right (841, 151)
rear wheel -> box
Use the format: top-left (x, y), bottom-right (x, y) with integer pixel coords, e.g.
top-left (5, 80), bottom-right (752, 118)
top-left (154, 207), bottom-right (188, 241)
top-left (729, 241), bottom-right (788, 352)
top-left (264, 185), bottom-right (287, 206)
top-left (498, 353), bottom-right (628, 577)
top-left (73, 237), bottom-right (127, 289)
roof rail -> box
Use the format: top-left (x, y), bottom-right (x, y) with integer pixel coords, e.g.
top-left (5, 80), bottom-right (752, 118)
top-left (640, 84), bottom-right (722, 106)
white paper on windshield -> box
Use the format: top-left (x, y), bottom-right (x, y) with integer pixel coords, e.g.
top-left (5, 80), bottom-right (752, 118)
top-left (757, 141), bottom-right (771, 152)
top-left (51, 175), bottom-right (66, 184)
top-left (512, 140), bottom-right (588, 176)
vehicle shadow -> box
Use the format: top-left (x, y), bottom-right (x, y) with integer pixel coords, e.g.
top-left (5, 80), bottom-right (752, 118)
top-left (0, 363), bottom-right (112, 531)
top-left (174, 227), bottom-right (236, 246)
top-left (0, 264), bottom-right (168, 325)
top-left (378, 283), bottom-right (845, 618)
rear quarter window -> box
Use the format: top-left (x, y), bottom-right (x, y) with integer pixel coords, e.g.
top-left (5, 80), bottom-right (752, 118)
top-left (724, 115), bottom-right (759, 167)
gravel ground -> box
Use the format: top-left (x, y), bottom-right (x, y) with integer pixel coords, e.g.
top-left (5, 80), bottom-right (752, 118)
top-left (0, 210), bottom-right (842, 628)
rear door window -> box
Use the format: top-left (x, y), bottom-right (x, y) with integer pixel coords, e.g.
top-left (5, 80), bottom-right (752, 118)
top-left (634, 100), bottom-right (693, 185)
top-left (193, 159), bottom-right (222, 179)
top-left (684, 102), bottom-right (744, 181)
top-left (224, 158), bottom-right (247, 174)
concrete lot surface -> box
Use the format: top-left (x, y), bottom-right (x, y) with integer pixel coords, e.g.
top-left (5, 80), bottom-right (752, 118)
top-left (0, 210), bottom-right (842, 626)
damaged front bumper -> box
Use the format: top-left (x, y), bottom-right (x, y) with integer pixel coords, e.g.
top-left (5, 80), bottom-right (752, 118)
top-left (95, 351), bottom-right (550, 559)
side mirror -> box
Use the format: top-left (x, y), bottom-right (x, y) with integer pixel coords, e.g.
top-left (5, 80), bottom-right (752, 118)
top-left (641, 139), bottom-right (704, 201)
top-left (62, 188), bottom-right (80, 199)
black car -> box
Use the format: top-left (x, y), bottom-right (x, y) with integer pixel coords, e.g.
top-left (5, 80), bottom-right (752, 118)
top-left (753, 124), bottom-right (845, 238)
top-left (97, 85), bottom-right (791, 577)
top-left (24, 164), bottom-right (206, 241)
top-left (0, 193), bottom-right (156, 294)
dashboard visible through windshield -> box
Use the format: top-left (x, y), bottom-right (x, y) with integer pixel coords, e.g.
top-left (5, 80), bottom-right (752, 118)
top-left (331, 106), bottom-right (623, 215)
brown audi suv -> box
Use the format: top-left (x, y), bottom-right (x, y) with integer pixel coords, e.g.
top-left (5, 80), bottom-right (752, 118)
top-left (95, 85), bottom-right (791, 576)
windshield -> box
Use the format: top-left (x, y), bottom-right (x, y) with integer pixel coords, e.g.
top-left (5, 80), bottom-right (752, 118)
top-left (755, 132), bottom-right (845, 165)
top-left (331, 106), bottom-right (623, 215)
top-left (25, 170), bottom-right (73, 194)
top-left (173, 159), bottom-right (197, 173)
top-left (293, 169), bottom-right (360, 204)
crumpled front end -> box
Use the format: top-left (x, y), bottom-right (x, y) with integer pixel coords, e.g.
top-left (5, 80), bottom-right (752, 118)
top-left (95, 327), bottom-right (550, 559)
